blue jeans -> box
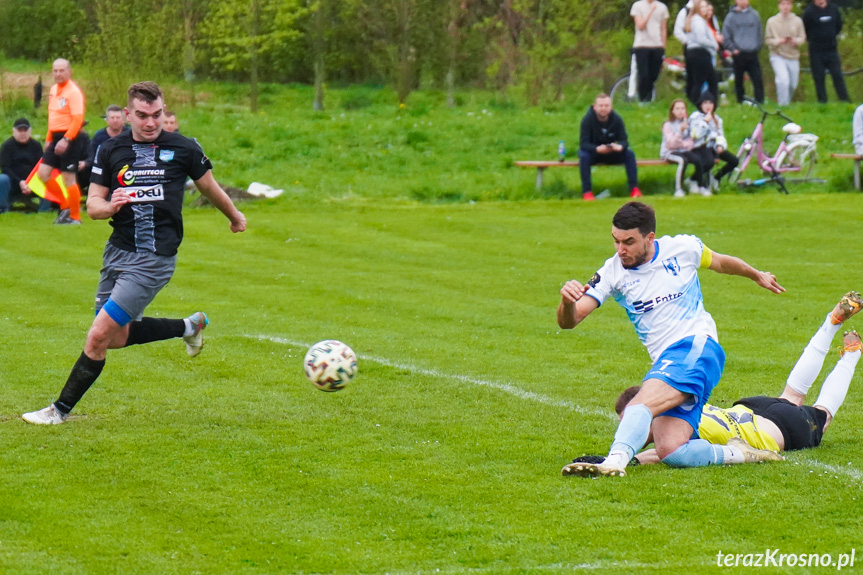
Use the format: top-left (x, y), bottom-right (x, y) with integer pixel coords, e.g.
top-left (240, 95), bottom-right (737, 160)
top-left (0, 174), bottom-right (10, 213)
top-left (0, 173), bottom-right (53, 213)
top-left (577, 148), bottom-right (639, 194)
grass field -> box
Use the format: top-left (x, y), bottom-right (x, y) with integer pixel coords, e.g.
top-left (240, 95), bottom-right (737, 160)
top-left (2, 194), bottom-right (863, 573)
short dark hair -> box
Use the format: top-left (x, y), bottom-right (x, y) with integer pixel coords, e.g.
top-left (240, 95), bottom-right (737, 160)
top-left (127, 81), bottom-right (163, 106)
top-left (615, 386), bottom-right (642, 415)
top-left (164, 109), bottom-right (176, 119)
top-left (106, 104), bottom-right (123, 114)
top-left (612, 202), bottom-right (656, 235)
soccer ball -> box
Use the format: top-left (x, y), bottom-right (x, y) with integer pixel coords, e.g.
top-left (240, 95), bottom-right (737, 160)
top-left (303, 340), bottom-right (358, 392)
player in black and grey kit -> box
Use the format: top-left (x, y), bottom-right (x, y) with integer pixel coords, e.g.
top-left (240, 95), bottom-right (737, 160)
top-left (23, 81), bottom-right (246, 425)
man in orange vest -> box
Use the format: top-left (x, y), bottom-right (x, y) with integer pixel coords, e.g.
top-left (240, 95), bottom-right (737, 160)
top-left (35, 58), bottom-right (86, 225)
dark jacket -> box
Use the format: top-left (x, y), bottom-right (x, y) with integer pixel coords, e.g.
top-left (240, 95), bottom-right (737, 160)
top-left (0, 136), bottom-right (42, 189)
top-left (802, 2), bottom-right (842, 52)
top-left (579, 107), bottom-right (629, 153)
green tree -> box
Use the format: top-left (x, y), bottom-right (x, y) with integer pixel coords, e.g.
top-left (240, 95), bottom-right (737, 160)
top-left (83, 0), bottom-right (186, 107)
top-left (0, 0), bottom-right (89, 61)
top-left (200, 0), bottom-right (306, 112)
top-left (342, 0), bottom-right (441, 104)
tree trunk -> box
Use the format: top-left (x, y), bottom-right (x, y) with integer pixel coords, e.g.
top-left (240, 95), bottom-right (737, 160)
top-left (312, 0), bottom-right (325, 111)
top-left (249, 0), bottom-right (260, 113)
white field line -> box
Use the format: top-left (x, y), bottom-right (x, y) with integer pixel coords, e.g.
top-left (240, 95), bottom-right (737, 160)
top-left (247, 334), bottom-right (863, 482)
top-left (246, 334), bottom-right (615, 419)
top-left (788, 455), bottom-right (863, 482)
top-left (382, 559), bottom-right (712, 574)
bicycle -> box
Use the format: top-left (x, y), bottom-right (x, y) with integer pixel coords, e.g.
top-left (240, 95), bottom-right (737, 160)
top-left (609, 52), bottom-right (734, 105)
top-left (609, 55), bottom-right (686, 105)
top-left (729, 96), bottom-right (818, 194)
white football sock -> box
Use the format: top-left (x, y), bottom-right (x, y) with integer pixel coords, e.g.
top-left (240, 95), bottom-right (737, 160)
top-left (183, 318), bottom-right (194, 336)
top-left (814, 350), bottom-right (860, 417)
top-left (785, 313), bottom-right (841, 396)
top-left (720, 443), bottom-right (746, 464)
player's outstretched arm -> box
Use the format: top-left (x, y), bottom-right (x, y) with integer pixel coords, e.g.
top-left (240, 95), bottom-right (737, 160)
top-left (557, 280), bottom-right (599, 329)
top-left (86, 183), bottom-right (130, 220)
top-left (708, 252), bottom-right (785, 294)
top-left (194, 171), bottom-right (247, 233)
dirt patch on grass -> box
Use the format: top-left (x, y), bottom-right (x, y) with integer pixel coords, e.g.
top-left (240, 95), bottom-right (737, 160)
top-left (0, 72), bottom-right (43, 95)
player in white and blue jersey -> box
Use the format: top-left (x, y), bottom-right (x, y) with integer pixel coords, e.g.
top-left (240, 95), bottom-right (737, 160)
top-left (557, 202), bottom-right (785, 477)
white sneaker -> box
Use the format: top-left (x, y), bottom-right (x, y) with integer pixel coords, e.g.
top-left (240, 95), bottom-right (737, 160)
top-left (22, 404), bottom-right (68, 425)
top-left (698, 187), bottom-right (713, 197)
top-left (687, 180), bottom-right (700, 195)
top-left (561, 459), bottom-right (627, 477)
top-left (727, 437), bottom-right (784, 463)
top-left (674, 189), bottom-right (686, 198)
top-left (183, 311), bottom-right (209, 357)
top-left (710, 178), bottom-right (720, 192)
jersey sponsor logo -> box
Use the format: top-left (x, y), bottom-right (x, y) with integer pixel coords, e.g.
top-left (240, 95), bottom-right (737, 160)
top-left (159, 149), bottom-right (175, 162)
top-left (633, 291), bottom-right (683, 313)
top-left (622, 279), bottom-right (641, 288)
top-left (132, 144), bottom-right (158, 167)
top-left (117, 164), bottom-right (167, 186)
top-left (662, 257), bottom-right (681, 276)
top-left (125, 184), bottom-right (165, 202)
top-left (587, 272), bottom-right (601, 288)
top-left (92, 166), bottom-right (103, 175)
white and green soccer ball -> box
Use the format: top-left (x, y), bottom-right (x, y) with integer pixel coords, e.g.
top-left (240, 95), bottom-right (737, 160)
top-left (303, 340), bottom-right (358, 392)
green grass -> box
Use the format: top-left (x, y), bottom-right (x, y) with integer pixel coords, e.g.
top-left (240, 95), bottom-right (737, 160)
top-left (1, 60), bottom-right (861, 202)
top-left (2, 195), bottom-right (863, 573)
top-left (180, 83), bottom-right (862, 201)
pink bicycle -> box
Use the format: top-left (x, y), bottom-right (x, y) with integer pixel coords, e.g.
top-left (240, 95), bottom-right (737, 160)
top-left (730, 97), bottom-right (818, 194)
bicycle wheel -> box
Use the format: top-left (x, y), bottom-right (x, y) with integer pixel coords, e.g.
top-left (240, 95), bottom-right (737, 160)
top-left (730, 139), bottom-right (755, 184)
top-left (610, 73), bottom-right (636, 105)
top-left (775, 141), bottom-right (817, 180)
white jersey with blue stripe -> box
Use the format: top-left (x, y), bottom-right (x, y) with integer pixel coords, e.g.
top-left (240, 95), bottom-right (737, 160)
top-left (585, 234), bottom-right (717, 361)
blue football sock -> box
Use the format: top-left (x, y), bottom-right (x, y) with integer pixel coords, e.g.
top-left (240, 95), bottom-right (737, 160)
top-left (661, 439), bottom-right (724, 467)
top-left (608, 404), bottom-right (653, 461)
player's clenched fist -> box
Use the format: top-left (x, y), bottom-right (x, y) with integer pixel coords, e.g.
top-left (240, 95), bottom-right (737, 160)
top-left (560, 280), bottom-right (588, 304)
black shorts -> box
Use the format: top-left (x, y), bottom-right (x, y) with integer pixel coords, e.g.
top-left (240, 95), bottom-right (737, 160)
top-left (733, 396), bottom-right (827, 451)
top-left (42, 131), bottom-right (86, 173)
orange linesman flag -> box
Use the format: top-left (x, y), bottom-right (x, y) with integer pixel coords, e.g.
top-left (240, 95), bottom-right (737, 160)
top-left (25, 160), bottom-right (68, 207)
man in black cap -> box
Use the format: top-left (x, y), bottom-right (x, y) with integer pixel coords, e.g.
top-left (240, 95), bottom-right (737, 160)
top-left (0, 118), bottom-right (44, 214)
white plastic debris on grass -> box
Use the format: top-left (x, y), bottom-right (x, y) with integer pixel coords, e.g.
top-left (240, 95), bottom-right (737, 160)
top-left (247, 182), bottom-right (283, 198)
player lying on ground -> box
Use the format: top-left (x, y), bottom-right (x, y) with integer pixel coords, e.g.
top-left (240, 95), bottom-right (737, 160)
top-left (565, 292), bottom-right (863, 470)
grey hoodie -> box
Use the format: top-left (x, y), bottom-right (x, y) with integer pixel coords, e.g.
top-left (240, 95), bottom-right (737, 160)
top-left (722, 6), bottom-right (763, 53)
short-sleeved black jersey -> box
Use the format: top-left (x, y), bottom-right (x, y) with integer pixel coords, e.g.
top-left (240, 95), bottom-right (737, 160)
top-left (91, 130), bottom-right (213, 256)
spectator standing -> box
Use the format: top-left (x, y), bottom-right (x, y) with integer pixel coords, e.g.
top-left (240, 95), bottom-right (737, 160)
top-left (802, 0), bottom-right (849, 103)
top-left (80, 105), bottom-right (128, 186)
top-left (723, 0), bottom-right (764, 104)
top-left (674, 0), bottom-right (697, 101)
top-left (0, 118), bottom-right (43, 214)
top-left (765, 0), bottom-right (806, 106)
top-left (32, 58), bottom-right (87, 224)
top-left (660, 99), bottom-right (707, 197)
top-left (853, 104), bottom-right (863, 156)
top-left (685, 0), bottom-right (719, 105)
top-left (163, 110), bottom-right (180, 134)
top-left (578, 94), bottom-right (642, 201)
top-left (631, 0), bottom-right (669, 103)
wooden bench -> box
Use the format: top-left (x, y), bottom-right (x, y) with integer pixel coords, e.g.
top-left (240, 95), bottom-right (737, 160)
top-left (830, 153), bottom-right (862, 190)
top-left (515, 159), bottom-right (671, 190)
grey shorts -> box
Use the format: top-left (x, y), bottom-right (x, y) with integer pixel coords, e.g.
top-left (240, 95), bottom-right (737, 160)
top-left (95, 243), bottom-right (176, 325)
